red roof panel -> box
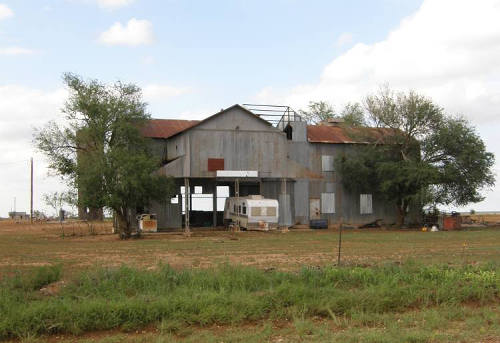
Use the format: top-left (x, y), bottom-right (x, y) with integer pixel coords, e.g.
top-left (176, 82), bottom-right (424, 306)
top-left (141, 119), bottom-right (200, 139)
top-left (307, 125), bottom-right (396, 144)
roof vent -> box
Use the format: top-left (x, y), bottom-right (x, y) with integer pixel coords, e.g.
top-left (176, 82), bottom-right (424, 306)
top-left (320, 118), bottom-right (345, 126)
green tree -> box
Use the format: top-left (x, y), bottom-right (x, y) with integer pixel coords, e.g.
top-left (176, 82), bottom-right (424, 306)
top-left (336, 87), bottom-right (495, 226)
top-left (299, 101), bottom-right (335, 124)
top-left (340, 102), bottom-right (366, 126)
top-left (299, 101), bottom-right (366, 126)
top-left (34, 73), bottom-right (175, 238)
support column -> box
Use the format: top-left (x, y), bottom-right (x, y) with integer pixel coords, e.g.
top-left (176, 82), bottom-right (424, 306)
top-left (184, 178), bottom-right (190, 235)
top-left (212, 179), bottom-right (217, 228)
top-left (281, 177), bottom-right (287, 228)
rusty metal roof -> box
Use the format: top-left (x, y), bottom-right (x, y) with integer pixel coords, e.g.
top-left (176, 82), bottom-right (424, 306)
top-left (142, 105), bottom-right (276, 140)
top-left (307, 125), bottom-right (395, 144)
top-left (141, 119), bottom-right (200, 139)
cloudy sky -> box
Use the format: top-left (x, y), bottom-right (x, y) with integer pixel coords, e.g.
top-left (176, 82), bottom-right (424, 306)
top-left (0, 0), bottom-right (499, 216)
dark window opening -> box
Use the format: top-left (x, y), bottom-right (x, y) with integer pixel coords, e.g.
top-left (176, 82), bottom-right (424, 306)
top-left (284, 124), bottom-right (293, 140)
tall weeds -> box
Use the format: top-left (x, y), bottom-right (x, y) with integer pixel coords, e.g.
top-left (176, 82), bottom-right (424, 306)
top-left (0, 262), bottom-right (498, 339)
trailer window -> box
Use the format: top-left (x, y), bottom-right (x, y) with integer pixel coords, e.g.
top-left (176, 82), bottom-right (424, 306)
top-left (251, 207), bottom-right (261, 216)
top-left (238, 205), bottom-right (241, 214)
top-left (267, 207), bottom-right (276, 216)
top-left (233, 204), bottom-right (236, 213)
top-left (242, 204), bottom-right (246, 214)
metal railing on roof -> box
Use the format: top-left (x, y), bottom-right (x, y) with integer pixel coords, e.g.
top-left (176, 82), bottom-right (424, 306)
top-left (242, 104), bottom-right (304, 129)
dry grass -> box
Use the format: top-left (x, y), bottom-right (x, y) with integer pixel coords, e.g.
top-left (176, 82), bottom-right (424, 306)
top-left (0, 220), bottom-right (499, 275)
top-left (469, 213), bottom-right (500, 224)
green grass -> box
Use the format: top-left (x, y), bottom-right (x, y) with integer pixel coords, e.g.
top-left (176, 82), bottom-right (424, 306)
top-left (1, 262), bottom-right (498, 341)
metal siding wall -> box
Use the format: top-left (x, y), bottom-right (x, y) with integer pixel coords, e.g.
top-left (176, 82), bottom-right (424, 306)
top-left (294, 179), bottom-right (309, 224)
top-left (151, 200), bottom-right (182, 229)
top-left (290, 121), bottom-right (307, 142)
top-left (279, 194), bottom-right (292, 226)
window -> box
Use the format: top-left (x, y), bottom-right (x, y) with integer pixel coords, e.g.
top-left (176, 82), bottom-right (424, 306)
top-left (194, 186), bottom-right (203, 194)
top-left (321, 193), bottom-right (335, 213)
top-left (233, 204), bottom-right (236, 213)
top-left (238, 205), bottom-right (241, 214)
top-left (360, 194), bottom-right (373, 214)
top-left (242, 204), bottom-right (247, 215)
top-left (266, 207), bottom-right (276, 216)
top-left (322, 155), bottom-right (335, 172)
top-left (251, 207), bottom-right (261, 216)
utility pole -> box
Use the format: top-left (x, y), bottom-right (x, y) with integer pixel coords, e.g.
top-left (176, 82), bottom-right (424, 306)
top-left (30, 157), bottom-right (33, 223)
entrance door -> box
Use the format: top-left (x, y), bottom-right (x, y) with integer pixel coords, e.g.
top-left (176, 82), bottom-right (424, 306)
top-left (309, 198), bottom-right (320, 220)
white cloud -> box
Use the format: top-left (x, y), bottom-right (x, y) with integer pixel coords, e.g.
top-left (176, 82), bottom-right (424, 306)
top-left (99, 18), bottom-right (153, 46)
top-left (96, 0), bottom-right (135, 10)
top-left (0, 86), bottom-right (68, 217)
top-left (0, 47), bottom-right (34, 55)
top-left (255, 0), bottom-right (500, 211)
top-left (336, 32), bottom-right (353, 47)
top-left (142, 84), bottom-right (190, 101)
top-left (258, 0), bottom-right (500, 124)
top-left (0, 3), bottom-right (13, 20)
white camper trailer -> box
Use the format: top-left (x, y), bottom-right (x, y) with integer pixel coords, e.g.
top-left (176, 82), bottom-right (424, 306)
top-left (223, 195), bottom-right (279, 231)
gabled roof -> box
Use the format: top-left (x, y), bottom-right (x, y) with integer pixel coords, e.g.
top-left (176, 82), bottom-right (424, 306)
top-left (307, 125), bottom-right (397, 144)
top-left (142, 104), bottom-right (275, 139)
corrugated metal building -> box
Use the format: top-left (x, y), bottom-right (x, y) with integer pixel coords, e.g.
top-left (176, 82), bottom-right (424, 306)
top-left (140, 104), bottom-right (417, 229)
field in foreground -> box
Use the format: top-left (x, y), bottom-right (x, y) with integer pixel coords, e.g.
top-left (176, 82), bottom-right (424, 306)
top-left (0, 221), bottom-right (499, 342)
top-left (1, 221), bottom-right (500, 273)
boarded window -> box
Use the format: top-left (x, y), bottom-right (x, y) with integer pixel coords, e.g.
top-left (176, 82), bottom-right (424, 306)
top-left (251, 207), bottom-right (261, 216)
top-left (266, 207), bottom-right (276, 216)
top-left (321, 155), bottom-right (335, 172)
top-left (360, 194), bottom-right (373, 214)
top-left (321, 193), bottom-right (335, 213)
top-left (207, 158), bottom-right (224, 171)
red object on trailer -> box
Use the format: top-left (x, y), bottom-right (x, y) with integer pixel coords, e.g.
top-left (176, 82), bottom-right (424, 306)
top-left (441, 215), bottom-right (462, 230)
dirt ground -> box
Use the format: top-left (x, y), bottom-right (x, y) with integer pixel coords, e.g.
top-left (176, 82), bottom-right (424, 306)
top-left (0, 220), bottom-right (499, 275)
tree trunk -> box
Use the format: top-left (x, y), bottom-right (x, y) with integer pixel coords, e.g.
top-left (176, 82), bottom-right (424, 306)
top-left (396, 198), bottom-right (408, 228)
top-left (89, 207), bottom-right (104, 221)
top-left (116, 209), bottom-right (132, 239)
